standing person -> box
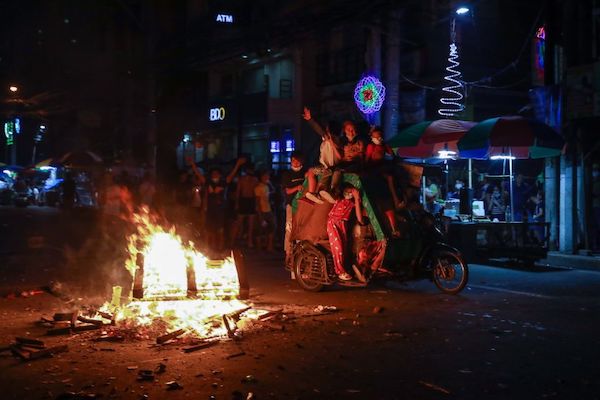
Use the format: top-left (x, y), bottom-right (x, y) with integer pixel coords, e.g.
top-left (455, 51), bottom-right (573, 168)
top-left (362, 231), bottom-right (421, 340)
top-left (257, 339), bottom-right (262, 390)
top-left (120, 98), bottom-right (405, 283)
top-left (281, 151), bottom-right (307, 265)
top-left (235, 162), bottom-right (258, 248)
top-left (512, 174), bottom-right (530, 221)
top-left (424, 178), bottom-right (439, 213)
top-left (255, 170), bottom-right (276, 252)
top-left (205, 168), bottom-right (227, 252)
top-left (138, 171), bottom-right (157, 209)
top-left (531, 190), bottom-right (545, 242)
top-left (203, 158), bottom-right (245, 253)
top-left (62, 172), bottom-right (77, 209)
top-left (327, 184), bottom-right (364, 281)
top-left (173, 171), bottom-right (193, 224)
top-left (365, 126), bottom-right (401, 236)
top-left (487, 184), bottom-right (506, 221)
top-left (187, 158), bottom-right (206, 238)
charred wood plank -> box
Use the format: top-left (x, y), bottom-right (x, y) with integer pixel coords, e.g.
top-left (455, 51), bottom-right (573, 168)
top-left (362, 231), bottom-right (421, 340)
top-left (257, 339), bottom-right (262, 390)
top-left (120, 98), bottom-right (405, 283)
top-left (10, 345), bottom-right (30, 360)
top-left (28, 345), bottom-right (68, 360)
top-left (93, 335), bottom-right (125, 343)
top-left (156, 329), bottom-right (186, 344)
top-left (72, 324), bottom-right (101, 333)
top-left (182, 341), bottom-right (218, 353)
top-left (258, 309), bottom-right (283, 321)
top-left (15, 337), bottom-right (45, 347)
top-left (76, 316), bottom-right (104, 326)
top-left (46, 327), bottom-right (72, 336)
top-left (53, 313), bottom-right (74, 321)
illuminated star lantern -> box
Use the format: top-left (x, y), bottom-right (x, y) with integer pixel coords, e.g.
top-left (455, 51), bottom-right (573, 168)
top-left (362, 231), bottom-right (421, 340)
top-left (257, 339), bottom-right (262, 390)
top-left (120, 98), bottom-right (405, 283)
top-left (354, 76), bottom-right (386, 115)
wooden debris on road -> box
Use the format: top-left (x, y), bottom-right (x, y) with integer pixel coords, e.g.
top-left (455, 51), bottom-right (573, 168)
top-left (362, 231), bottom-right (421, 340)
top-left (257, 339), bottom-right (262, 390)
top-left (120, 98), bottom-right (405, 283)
top-left (77, 316), bottom-right (104, 326)
top-left (53, 312), bottom-right (74, 322)
top-left (156, 329), bottom-right (186, 344)
top-left (28, 345), bottom-right (68, 360)
top-left (258, 309), bottom-right (283, 321)
top-left (15, 337), bottom-right (45, 347)
top-left (46, 326), bottom-right (72, 336)
top-left (225, 351), bottom-right (246, 359)
top-left (72, 324), bottom-right (102, 333)
top-left (182, 341), bottom-right (219, 353)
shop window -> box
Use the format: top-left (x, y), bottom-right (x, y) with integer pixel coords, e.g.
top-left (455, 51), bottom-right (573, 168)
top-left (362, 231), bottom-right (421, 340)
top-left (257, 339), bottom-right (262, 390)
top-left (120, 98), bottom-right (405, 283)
top-left (280, 79), bottom-right (292, 99)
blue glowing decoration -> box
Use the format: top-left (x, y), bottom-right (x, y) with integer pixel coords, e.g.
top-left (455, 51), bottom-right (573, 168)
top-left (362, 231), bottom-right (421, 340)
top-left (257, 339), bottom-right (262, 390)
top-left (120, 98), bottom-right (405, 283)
top-left (285, 139), bottom-right (295, 152)
top-left (533, 26), bottom-right (545, 85)
top-left (354, 76), bottom-right (386, 115)
top-left (14, 118), bottom-right (20, 134)
top-left (456, 7), bottom-right (470, 15)
top-left (270, 141), bottom-right (280, 153)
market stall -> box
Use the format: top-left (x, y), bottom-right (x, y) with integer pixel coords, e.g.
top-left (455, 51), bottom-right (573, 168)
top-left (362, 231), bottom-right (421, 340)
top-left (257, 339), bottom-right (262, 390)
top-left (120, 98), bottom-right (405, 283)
top-left (391, 116), bottom-right (564, 265)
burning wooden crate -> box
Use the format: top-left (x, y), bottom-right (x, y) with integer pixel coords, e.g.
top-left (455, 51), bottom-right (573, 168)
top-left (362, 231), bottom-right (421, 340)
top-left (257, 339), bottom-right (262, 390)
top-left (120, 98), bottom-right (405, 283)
top-left (106, 210), bottom-right (251, 338)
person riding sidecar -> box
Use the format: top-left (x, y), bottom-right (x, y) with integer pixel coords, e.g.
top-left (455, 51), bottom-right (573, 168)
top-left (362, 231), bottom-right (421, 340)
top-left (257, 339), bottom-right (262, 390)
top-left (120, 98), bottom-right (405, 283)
top-left (286, 167), bottom-right (468, 294)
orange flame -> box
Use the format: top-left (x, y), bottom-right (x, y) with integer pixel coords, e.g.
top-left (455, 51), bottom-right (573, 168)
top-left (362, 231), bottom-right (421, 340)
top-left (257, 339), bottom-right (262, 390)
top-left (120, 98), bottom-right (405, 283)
top-left (104, 208), bottom-right (249, 337)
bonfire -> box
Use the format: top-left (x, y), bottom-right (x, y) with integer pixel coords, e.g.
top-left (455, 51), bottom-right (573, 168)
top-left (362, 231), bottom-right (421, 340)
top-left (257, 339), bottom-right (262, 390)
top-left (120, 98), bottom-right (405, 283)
top-left (101, 208), bottom-right (254, 339)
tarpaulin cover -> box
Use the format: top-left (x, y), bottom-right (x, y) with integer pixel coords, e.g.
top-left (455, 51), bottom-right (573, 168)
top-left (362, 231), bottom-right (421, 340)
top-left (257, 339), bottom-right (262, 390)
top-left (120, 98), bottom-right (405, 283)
top-left (291, 173), bottom-right (386, 241)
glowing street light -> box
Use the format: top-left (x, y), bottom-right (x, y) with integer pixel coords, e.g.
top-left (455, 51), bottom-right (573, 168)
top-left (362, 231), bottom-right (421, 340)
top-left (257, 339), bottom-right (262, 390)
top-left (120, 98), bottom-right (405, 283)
top-left (455, 7), bottom-right (470, 15)
top-left (9, 85), bottom-right (18, 93)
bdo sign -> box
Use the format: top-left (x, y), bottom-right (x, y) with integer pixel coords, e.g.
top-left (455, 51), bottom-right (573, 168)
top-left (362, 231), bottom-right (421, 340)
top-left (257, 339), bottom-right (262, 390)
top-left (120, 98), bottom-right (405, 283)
top-left (209, 107), bottom-right (226, 121)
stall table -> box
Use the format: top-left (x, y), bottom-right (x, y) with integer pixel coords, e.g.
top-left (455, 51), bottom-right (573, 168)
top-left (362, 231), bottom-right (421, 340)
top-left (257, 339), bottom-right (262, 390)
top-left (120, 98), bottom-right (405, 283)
top-left (447, 221), bottom-right (549, 265)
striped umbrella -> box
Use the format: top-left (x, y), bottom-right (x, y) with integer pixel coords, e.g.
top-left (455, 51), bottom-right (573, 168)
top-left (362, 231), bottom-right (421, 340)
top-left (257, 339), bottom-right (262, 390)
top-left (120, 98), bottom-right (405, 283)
top-left (457, 116), bottom-right (564, 159)
top-left (389, 119), bottom-right (478, 159)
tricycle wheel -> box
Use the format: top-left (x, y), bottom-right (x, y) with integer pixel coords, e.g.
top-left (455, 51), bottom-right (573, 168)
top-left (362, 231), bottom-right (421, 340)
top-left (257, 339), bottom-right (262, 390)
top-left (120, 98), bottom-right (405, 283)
top-left (430, 250), bottom-right (468, 294)
top-left (293, 248), bottom-right (326, 292)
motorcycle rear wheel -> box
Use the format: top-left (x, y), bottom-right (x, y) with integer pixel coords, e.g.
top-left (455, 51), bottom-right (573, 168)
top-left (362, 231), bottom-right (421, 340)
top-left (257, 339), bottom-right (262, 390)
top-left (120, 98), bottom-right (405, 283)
top-left (293, 249), bottom-right (326, 292)
top-left (430, 250), bottom-right (468, 294)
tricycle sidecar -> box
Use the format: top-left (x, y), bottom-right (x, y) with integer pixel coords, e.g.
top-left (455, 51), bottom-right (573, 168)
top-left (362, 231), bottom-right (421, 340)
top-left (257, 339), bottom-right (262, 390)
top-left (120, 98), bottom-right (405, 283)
top-left (287, 167), bottom-right (468, 294)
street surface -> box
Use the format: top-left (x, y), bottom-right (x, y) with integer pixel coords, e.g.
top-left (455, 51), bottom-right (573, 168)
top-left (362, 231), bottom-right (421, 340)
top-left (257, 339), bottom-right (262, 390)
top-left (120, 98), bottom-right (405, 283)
top-left (0, 206), bottom-right (599, 399)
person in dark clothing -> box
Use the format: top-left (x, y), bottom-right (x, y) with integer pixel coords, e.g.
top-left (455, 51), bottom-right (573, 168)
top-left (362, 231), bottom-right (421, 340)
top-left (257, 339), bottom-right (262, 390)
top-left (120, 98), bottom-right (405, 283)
top-left (205, 168), bottom-right (227, 252)
top-left (204, 158), bottom-right (245, 253)
top-left (512, 174), bottom-right (531, 221)
top-left (281, 151), bottom-right (307, 265)
top-left (62, 173), bottom-right (77, 209)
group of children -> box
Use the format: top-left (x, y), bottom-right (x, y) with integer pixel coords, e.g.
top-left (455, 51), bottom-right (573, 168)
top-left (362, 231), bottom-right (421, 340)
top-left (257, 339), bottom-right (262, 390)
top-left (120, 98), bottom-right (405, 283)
top-left (283, 107), bottom-right (402, 281)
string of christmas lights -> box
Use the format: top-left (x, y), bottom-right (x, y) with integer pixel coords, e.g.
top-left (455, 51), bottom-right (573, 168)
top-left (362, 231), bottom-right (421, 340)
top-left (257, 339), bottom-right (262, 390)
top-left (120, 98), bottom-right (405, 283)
top-left (438, 41), bottom-right (465, 117)
top-left (438, 19), bottom-right (465, 117)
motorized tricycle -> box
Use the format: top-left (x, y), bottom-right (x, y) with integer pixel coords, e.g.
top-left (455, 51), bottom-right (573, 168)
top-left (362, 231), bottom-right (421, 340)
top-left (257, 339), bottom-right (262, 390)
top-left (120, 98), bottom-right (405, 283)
top-left (286, 168), bottom-right (468, 294)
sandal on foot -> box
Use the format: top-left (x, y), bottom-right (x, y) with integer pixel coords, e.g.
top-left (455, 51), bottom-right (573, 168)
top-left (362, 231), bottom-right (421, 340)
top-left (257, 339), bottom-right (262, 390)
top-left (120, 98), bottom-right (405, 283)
top-left (337, 272), bottom-right (353, 281)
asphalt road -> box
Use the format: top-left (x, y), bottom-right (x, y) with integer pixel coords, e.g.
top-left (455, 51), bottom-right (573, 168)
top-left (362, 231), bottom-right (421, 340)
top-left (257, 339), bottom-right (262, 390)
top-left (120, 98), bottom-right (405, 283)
top-left (0, 206), bottom-right (599, 400)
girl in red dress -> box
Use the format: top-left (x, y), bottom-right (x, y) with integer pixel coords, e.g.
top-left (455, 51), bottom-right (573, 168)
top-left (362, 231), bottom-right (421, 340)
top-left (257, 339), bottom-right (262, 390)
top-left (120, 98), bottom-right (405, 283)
top-left (326, 184), bottom-right (364, 281)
